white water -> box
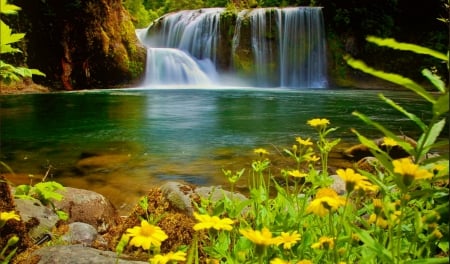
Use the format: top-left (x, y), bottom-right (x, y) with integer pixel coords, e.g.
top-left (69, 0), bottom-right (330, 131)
top-left (139, 7), bottom-right (327, 88)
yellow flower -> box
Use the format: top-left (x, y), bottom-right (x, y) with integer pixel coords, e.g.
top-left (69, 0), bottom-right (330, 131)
top-left (296, 136), bottom-right (313, 146)
top-left (0, 211), bottom-right (20, 228)
top-left (126, 220), bottom-right (168, 250)
top-left (307, 118), bottom-right (330, 127)
top-left (287, 170), bottom-right (307, 178)
top-left (306, 188), bottom-right (346, 217)
top-left (254, 148), bottom-right (269, 155)
top-left (150, 251), bottom-right (187, 264)
top-left (193, 213), bottom-right (234, 231)
top-left (276, 231), bottom-right (301, 249)
top-left (382, 137), bottom-right (398, 147)
top-left (270, 258), bottom-right (289, 264)
top-left (311, 236), bottom-right (334, 250)
top-left (0, 211), bottom-right (20, 222)
top-left (239, 227), bottom-right (277, 246)
top-left (368, 213), bottom-right (389, 229)
top-left (305, 154), bottom-right (320, 162)
top-left (393, 158), bottom-right (433, 187)
top-left (336, 168), bottom-right (378, 193)
top-left (296, 260), bottom-right (313, 264)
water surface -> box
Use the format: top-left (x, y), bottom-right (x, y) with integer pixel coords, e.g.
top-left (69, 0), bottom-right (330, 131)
top-left (0, 88), bottom-right (432, 213)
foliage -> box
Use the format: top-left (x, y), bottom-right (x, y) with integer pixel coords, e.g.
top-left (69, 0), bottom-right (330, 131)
top-left (14, 181), bottom-right (68, 221)
top-left (0, 0), bottom-right (45, 84)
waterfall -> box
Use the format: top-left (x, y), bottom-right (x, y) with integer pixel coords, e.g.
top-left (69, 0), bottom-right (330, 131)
top-left (143, 48), bottom-right (213, 85)
top-left (140, 7), bottom-right (327, 88)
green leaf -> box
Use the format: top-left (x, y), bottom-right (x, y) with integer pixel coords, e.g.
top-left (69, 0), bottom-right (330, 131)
top-left (0, 0), bottom-right (21, 15)
top-left (422, 69), bottom-right (446, 93)
top-left (405, 257), bottom-right (450, 264)
top-left (352, 111), bottom-right (415, 155)
top-left (416, 118), bottom-right (446, 159)
top-left (1, 20), bottom-right (25, 45)
top-left (366, 36), bottom-right (448, 62)
top-left (379, 93), bottom-right (427, 132)
top-left (345, 56), bottom-right (436, 104)
top-left (433, 93), bottom-right (449, 117)
top-left (353, 228), bottom-right (394, 263)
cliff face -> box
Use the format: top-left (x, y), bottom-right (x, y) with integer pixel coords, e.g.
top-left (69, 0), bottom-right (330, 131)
top-left (16, 0), bottom-right (146, 90)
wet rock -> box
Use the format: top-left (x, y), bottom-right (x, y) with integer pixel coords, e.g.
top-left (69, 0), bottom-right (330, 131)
top-left (160, 181), bottom-right (248, 215)
top-left (61, 222), bottom-right (99, 246)
top-left (14, 198), bottom-right (59, 241)
top-left (28, 245), bottom-right (147, 264)
top-left (54, 187), bottom-right (121, 233)
top-left (343, 135), bottom-right (417, 161)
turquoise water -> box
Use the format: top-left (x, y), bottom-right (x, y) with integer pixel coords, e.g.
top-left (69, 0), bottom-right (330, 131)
top-left (0, 88), bottom-right (432, 212)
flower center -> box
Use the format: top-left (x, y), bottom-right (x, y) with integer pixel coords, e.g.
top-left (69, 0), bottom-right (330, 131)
top-left (141, 225), bottom-right (154, 237)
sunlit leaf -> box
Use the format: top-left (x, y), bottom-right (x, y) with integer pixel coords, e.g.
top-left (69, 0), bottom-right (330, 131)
top-left (422, 69), bottom-right (446, 93)
top-left (345, 56), bottom-right (436, 104)
top-left (379, 94), bottom-right (427, 131)
top-left (0, 20), bottom-right (25, 45)
top-left (352, 111), bottom-right (415, 155)
top-left (433, 93), bottom-right (449, 117)
top-left (416, 118), bottom-right (446, 160)
top-left (0, 0), bottom-right (21, 15)
top-left (366, 36), bottom-right (448, 61)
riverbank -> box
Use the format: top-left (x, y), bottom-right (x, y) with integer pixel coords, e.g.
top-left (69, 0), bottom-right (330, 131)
top-left (0, 80), bottom-right (50, 94)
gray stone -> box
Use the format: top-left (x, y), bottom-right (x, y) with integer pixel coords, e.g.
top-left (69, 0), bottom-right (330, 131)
top-left (14, 198), bottom-right (59, 240)
top-left (61, 222), bottom-right (98, 246)
top-left (330, 174), bottom-right (346, 195)
top-left (28, 245), bottom-right (147, 264)
top-left (54, 187), bottom-right (121, 233)
top-left (160, 181), bottom-right (248, 215)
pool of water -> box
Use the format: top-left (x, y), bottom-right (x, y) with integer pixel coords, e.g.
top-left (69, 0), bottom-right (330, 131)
top-left (0, 87), bottom-right (434, 213)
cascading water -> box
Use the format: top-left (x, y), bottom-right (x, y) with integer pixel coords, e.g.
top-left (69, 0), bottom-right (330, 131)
top-left (139, 7), bottom-right (327, 88)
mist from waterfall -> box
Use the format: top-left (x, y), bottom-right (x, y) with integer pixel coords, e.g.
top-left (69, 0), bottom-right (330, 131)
top-left (138, 7), bottom-right (327, 88)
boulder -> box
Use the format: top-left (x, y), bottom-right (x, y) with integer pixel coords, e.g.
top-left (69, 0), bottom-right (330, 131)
top-left (160, 181), bottom-right (248, 216)
top-left (54, 187), bottom-right (121, 233)
top-left (14, 198), bottom-right (59, 241)
top-left (26, 245), bottom-right (147, 264)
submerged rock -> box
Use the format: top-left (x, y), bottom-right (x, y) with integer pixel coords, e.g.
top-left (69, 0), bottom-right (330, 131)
top-left (343, 135), bottom-right (417, 161)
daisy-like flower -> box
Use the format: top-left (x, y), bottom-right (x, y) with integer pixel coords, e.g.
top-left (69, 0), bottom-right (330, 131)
top-left (311, 236), bottom-right (334, 250)
top-left (239, 227), bottom-right (277, 246)
top-left (296, 260), bottom-right (313, 264)
top-left (336, 168), bottom-right (378, 193)
top-left (305, 154), bottom-right (320, 162)
top-left (0, 211), bottom-right (20, 228)
top-left (287, 170), bottom-right (307, 178)
top-left (307, 118), bottom-right (330, 128)
top-left (270, 258), bottom-right (289, 264)
top-left (368, 213), bottom-right (389, 229)
top-left (382, 137), bottom-right (398, 147)
top-left (254, 148), bottom-right (269, 155)
top-left (275, 231), bottom-right (301, 250)
top-left (306, 188), bottom-right (346, 217)
top-left (393, 158), bottom-right (433, 187)
top-left (150, 251), bottom-right (187, 264)
top-left (296, 136), bottom-right (313, 146)
top-left (193, 213), bottom-right (234, 231)
top-left (126, 220), bottom-right (168, 250)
